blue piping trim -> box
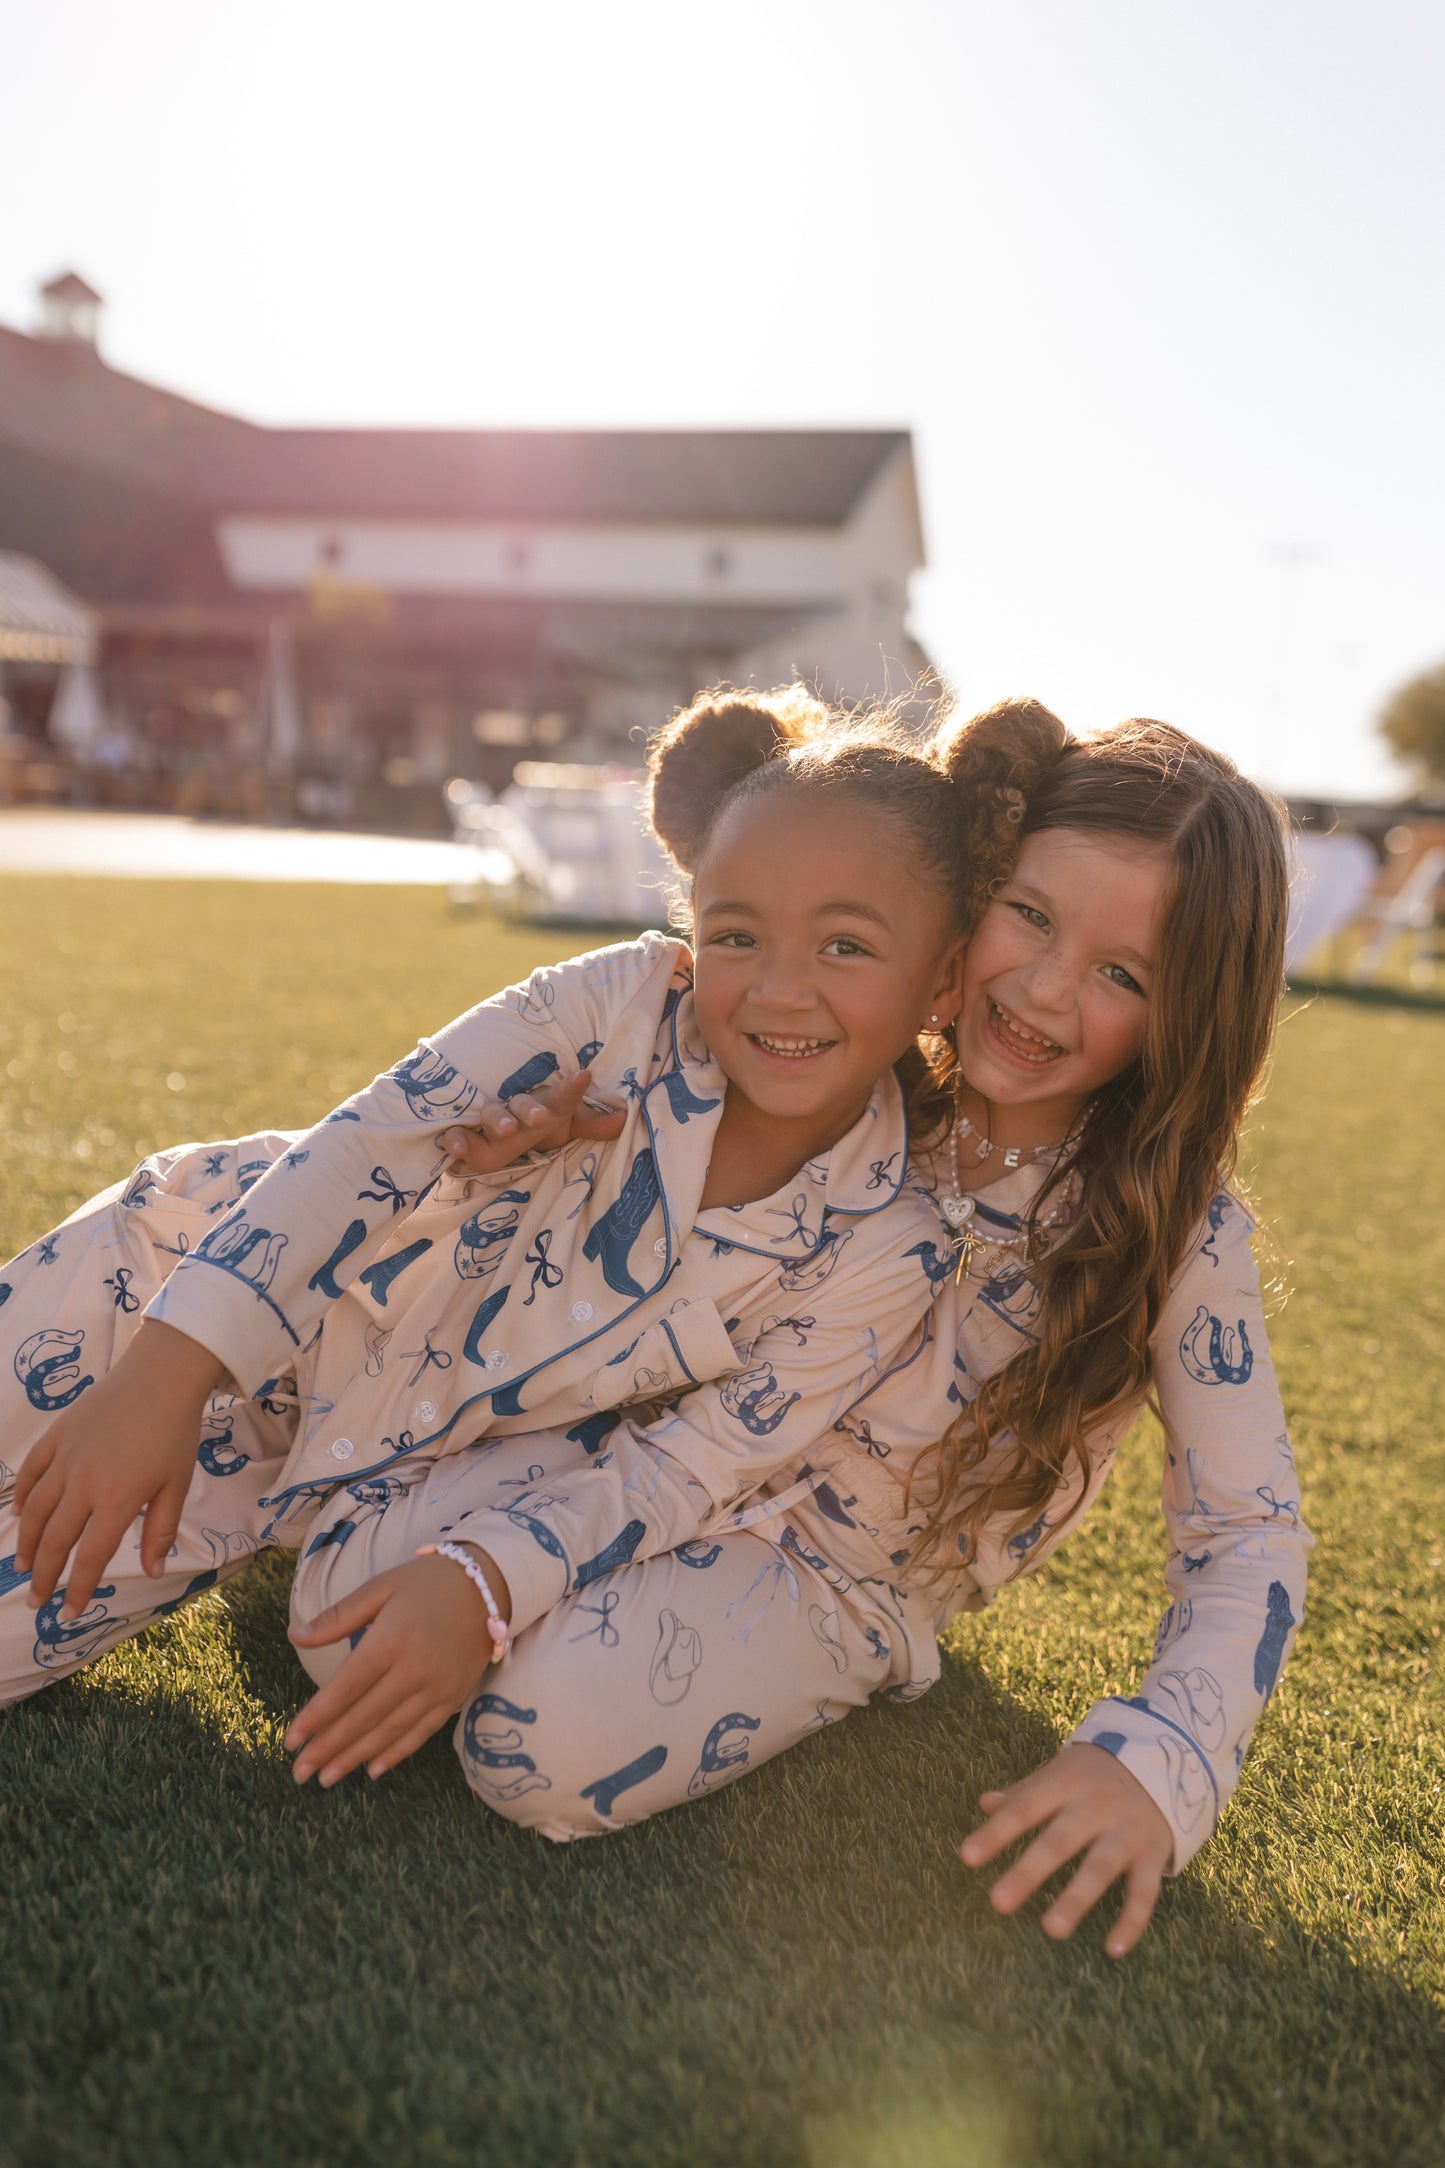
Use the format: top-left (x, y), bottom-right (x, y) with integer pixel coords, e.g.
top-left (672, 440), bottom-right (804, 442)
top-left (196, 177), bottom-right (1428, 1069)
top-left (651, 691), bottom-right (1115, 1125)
top-left (659, 1316), bottom-right (697, 1384)
top-left (1094, 1696), bottom-right (1222, 1824)
top-left (838, 1309), bottom-right (937, 1412)
top-left (168, 1255), bottom-right (302, 1346)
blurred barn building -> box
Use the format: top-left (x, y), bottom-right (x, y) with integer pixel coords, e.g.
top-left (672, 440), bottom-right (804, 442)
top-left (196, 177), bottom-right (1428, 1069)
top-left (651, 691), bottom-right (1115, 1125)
top-left (0, 272), bottom-right (931, 827)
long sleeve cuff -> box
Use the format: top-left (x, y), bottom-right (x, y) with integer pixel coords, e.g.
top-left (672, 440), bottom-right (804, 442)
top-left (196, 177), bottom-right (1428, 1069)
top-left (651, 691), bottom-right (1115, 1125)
top-left (437, 1441), bottom-right (715, 1641)
top-left (1066, 1699), bottom-right (1221, 1874)
top-left (458, 1510), bottom-right (572, 1641)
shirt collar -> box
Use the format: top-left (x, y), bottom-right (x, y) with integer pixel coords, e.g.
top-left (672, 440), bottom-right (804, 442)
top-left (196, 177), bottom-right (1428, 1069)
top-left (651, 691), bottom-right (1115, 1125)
top-left (687, 1064), bottom-right (915, 1262)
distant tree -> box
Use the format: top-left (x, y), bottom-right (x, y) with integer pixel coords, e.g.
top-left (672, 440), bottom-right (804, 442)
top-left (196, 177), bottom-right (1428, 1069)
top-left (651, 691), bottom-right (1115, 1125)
top-left (1380, 663), bottom-right (1445, 792)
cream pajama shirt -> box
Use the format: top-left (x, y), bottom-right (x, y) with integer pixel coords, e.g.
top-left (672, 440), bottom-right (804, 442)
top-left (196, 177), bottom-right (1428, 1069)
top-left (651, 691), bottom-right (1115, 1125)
top-left (0, 936), bottom-right (951, 1832)
top-left (762, 1165), bottom-right (1313, 1872)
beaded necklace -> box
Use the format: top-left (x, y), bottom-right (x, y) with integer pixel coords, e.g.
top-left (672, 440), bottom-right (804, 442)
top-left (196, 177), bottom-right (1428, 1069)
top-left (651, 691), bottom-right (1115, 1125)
top-left (953, 1103), bottom-right (1066, 1170)
top-left (939, 1118), bottom-right (1081, 1283)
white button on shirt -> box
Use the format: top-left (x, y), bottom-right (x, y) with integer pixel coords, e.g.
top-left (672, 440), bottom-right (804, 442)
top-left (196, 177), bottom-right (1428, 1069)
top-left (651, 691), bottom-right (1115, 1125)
top-left (569, 1301), bottom-right (593, 1322)
top-left (414, 1401), bottom-right (437, 1424)
top-left (484, 1350), bottom-right (508, 1370)
top-left (330, 1437), bottom-right (355, 1461)
top-left (653, 1237), bottom-right (668, 1258)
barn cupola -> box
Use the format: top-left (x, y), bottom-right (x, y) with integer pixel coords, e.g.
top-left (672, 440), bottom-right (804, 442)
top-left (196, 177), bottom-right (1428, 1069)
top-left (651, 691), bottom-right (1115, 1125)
top-left (37, 270), bottom-right (104, 349)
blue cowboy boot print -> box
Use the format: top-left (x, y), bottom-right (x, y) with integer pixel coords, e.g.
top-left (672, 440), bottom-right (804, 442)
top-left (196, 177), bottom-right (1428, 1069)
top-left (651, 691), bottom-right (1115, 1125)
top-left (582, 1149), bottom-right (662, 1296)
top-left (1253, 1580), bottom-right (1296, 1700)
top-left (580, 1743), bottom-right (669, 1819)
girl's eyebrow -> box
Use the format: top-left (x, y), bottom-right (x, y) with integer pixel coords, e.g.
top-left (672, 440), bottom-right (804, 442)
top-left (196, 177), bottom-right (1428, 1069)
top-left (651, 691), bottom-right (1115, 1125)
top-left (698, 898), bottom-right (894, 929)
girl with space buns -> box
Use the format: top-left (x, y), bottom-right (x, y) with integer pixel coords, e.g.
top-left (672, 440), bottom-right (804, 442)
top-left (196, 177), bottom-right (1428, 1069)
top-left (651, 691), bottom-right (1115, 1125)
top-left (424, 694), bottom-right (1310, 1958)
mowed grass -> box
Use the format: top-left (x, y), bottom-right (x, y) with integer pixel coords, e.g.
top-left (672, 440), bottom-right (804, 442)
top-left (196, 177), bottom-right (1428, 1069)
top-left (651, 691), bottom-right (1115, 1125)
top-left (0, 876), bottom-right (1441, 2168)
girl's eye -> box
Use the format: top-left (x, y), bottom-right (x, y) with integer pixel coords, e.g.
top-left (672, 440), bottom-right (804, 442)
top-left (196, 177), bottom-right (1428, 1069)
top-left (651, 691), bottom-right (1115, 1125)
top-left (1104, 963), bottom-right (1145, 995)
top-left (1010, 902), bottom-right (1050, 931)
top-left (708, 930), bottom-right (757, 950)
top-left (822, 936), bottom-right (872, 958)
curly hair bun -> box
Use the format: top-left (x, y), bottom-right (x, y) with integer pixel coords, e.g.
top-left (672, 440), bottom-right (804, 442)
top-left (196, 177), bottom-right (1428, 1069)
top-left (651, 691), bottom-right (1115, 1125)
top-left (932, 695), bottom-right (1071, 800)
top-left (928, 696), bottom-right (1072, 922)
top-left (647, 685), bottom-right (825, 872)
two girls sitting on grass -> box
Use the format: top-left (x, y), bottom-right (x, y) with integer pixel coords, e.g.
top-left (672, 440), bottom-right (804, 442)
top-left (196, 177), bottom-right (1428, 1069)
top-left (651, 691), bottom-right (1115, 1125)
top-left (0, 684), bottom-right (1309, 1961)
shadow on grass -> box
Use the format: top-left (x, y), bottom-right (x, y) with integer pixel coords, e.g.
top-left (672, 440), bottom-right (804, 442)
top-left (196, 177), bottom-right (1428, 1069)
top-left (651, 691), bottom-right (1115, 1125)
top-left (1, 1575), bottom-right (1441, 2168)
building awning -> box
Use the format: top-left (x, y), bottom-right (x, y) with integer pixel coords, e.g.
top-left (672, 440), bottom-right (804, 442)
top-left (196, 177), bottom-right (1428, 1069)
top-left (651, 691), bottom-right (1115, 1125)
top-left (0, 552), bottom-right (99, 664)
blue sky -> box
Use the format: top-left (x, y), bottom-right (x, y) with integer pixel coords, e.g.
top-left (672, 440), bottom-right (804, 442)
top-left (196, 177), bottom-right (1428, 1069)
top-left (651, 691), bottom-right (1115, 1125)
top-left (4, 0), bottom-right (1442, 797)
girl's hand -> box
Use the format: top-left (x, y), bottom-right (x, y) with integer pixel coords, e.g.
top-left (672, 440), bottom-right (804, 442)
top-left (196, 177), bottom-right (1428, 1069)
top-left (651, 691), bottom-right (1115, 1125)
top-left (438, 1066), bottom-right (624, 1177)
top-left (286, 1549), bottom-right (512, 1786)
top-left (14, 1319), bottom-right (223, 1619)
top-left (960, 1742), bottom-right (1174, 1958)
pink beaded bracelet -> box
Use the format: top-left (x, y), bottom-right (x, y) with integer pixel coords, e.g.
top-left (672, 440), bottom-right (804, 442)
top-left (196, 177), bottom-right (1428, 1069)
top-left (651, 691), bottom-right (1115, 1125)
top-left (416, 1541), bottom-right (510, 1663)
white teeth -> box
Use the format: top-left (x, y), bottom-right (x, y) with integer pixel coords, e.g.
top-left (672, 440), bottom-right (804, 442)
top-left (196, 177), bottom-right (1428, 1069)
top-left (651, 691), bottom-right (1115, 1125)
top-left (753, 1034), bottom-right (830, 1058)
top-left (990, 1002), bottom-right (1064, 1058)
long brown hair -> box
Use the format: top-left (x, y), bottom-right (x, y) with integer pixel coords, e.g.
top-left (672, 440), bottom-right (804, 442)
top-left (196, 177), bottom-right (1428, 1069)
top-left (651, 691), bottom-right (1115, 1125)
top-left (911, 702), bottom-right (1291, 1568)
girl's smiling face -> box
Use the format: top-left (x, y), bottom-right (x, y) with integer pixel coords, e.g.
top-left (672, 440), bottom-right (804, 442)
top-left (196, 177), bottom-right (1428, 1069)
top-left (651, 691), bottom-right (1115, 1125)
top-left (691, 794), bottom-right (966, 1157)
top-left (954, 827), bottom-right (1170, 1141)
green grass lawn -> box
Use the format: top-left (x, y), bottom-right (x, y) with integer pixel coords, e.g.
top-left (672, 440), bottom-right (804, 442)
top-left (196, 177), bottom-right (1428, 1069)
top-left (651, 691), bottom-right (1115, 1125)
top-left (1, 877), bottom-right (1441, 2168)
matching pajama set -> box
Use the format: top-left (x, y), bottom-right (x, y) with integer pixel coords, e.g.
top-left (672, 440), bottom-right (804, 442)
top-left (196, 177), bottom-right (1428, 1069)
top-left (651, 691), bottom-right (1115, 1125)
top-left (0, 934), bottom-right (1309, 1867)
top-left (0, 935), bottom-right (957, 1834)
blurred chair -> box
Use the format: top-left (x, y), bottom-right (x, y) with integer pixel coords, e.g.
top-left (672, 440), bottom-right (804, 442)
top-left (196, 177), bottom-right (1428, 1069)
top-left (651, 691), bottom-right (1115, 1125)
top-left (1349, 843), bottom-right (1445, 989)
top-left (443, 766), bottom-right (670, 924)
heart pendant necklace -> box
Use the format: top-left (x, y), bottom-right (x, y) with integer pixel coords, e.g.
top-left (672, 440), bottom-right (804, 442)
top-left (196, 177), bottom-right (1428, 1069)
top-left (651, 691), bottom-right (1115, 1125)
top-left (941, 1127), bottom-right (978, 1281)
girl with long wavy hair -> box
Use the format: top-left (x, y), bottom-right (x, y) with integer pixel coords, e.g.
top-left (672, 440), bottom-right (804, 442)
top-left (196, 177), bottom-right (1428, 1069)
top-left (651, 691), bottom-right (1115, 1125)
top-left (431, 691), bottom-right (1308, 1959)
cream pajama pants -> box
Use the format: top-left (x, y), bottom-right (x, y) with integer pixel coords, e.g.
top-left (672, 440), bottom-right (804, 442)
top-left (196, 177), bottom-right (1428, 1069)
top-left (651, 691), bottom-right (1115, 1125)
top-left (0, 1145), bottom-right (926, 1838)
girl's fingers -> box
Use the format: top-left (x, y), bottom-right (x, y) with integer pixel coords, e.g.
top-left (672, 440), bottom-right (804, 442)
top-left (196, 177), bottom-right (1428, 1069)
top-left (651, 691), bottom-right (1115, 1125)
top-left (285, 1630), bottom-right (407, 1743)
top-left (478, 1103), bottom-right (522, 1137)
top-left (297, 1675), bottom-right (429, 1786)
top-left (288, 1585), bottom-right (385, 1650)
top-left (960, 1785), bottom-right (1051, 1867)
top-left (439, 1102), bottom-right (541, 1168)
top-left (366, 1704), bottom-right (454, 1779)
top-left (960, 1817), bottom-right (1014, 1869)
top-left (440, 1069), bottom-right (624, 1171)
top-left (987, 1816), bottom-right (1092, 1914)
top-left (1105, 1857), bottom-right (1165, 1960)
top-left (23, 1494), bottom-right (87, 1609)
top-left (12, 1433), bottom-right (55, 1515)
top-left (507, 1094), bottom-right (554, 1131)
top-left (285, 1631), bottom-right (390, 1751)
top-left (321, 1691), bottom-right (440, 1787)
top-left (510, 1073), bottom-right (602, 1136)
top-left (1040, 1838), bottom-right (1130, 1940)
top-left (14, 1458), bottom-right (67, 1573)
top-left (571, 1102), bottom-right (626, 1141)
top-left (138, 1475), bottom-right (189, 1579)
top-left (342, 1691), bottom-right (448, 1777)
top-left (56, 1516), bottom-right (130, 1620)
top-left (285, 1656), bottom-right (384, 1756)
